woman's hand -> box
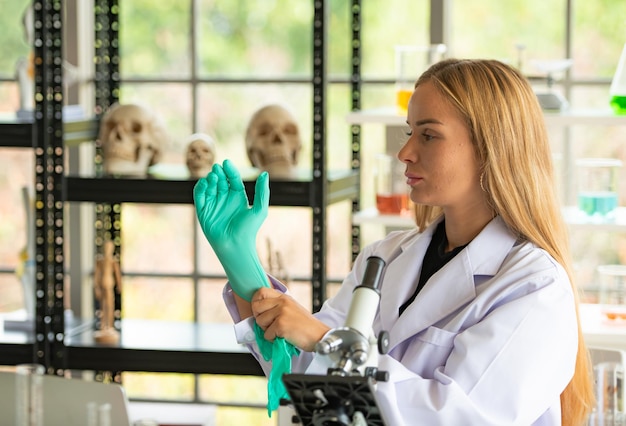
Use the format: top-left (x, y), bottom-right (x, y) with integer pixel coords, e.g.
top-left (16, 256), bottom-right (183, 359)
top-left (251, 287), bottom-right (330, 352)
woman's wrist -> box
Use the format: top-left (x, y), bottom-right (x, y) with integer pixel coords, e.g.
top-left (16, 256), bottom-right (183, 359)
top-left (234, 292), bottom-right (253, 319)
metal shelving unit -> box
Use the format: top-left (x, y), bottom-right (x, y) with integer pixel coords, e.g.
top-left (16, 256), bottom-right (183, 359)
top-left (65, 171), bottom-right (357, 206)
top-left (0, 0), bottom-right (361, 378)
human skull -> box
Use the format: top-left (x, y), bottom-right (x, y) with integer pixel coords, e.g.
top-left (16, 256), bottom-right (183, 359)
top-left (99, 103), bottom-right (169, 177)
top-left (245, 104), bottom-right (302, 179)
top-left (185, 133), bottom-right (216, 178)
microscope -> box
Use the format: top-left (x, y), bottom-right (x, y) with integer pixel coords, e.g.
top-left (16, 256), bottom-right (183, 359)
top-left (281, 256), bottom-right (390, 426)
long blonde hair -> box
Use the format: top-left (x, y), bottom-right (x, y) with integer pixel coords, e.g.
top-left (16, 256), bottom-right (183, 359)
top-left (413, 59), bottom-right (594, 425)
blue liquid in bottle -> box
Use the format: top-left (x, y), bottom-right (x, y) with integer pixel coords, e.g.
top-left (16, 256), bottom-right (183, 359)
top-left (578, 191), bottom-right (618, 217)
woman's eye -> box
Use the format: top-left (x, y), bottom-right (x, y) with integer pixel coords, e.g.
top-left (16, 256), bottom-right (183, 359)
top-left (421, 132), bottom-right (435, 142)
top-left (405, 129), bottom-right (413, 137)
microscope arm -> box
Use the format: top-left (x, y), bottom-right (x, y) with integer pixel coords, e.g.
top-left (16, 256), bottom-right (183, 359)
top-left (315, 256), bottom-right (389, 377)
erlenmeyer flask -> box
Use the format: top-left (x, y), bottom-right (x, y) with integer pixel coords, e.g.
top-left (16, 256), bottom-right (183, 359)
top-left (610, 43), bottom-right (626, 115)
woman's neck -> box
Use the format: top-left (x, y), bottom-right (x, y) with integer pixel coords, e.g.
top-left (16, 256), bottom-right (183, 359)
top-left (442, 204), bottom-right (494, 251)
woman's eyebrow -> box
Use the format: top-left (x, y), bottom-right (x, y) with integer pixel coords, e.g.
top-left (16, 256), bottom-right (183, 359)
top-left (411, 118), bottom-right (444, 127)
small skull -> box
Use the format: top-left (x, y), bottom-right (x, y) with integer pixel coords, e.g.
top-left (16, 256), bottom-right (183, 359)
top-left (99, 103), bottom-right (170, 177)
top-left (245, 104), bottom-right (302, 179)
top-left (185, 133), bottom-right (216, 178)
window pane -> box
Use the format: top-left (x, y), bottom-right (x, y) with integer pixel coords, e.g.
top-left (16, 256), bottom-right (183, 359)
top-left (196, 207), bottom-right (313, 279)
top-left (569, 85), bottom-right (613, 110)
top-left (122, 277), bottom-right (194, 321)
top-left (327, 201), bottom-right (353, 279)
top-left (197, 1), bottom-right (312, 78)
top-left (553, 89), bottom-right (625, 161)
top-left (196, 232), bottom-right (222, 277)
top-left (327, 1), bottom-right (352, 76)
top-left (196, 83), bottom-right (312, 166)
top-left (0, 274), bottom-right (24, 313)
top-left (119, 83), bottom-right (193, 158)
top-left (197, 279), bottom-right (237, 323)
top-left (0, 82), bottom-right (21, 114)
top-left (359, 1), bottom-right (430, 79)
top-left (571, 229), bottom-right (622, 303)
top-left (283, 281), bottom-right (313, 311)
top-left (327, 83), bottom-right (353, 170)
top-left (199, 374), bottom-right (267, 405)
top-left (214, 406), bottom-right (275, 426)
top-left (122, 372), bottom-right (194, 400)
top-left (0, 149), bottom-right (33, 265)
top-left (573, 1), bottom-right (626, 79)
top-left (450, 0), bottom-right (566, 71)
top-left (119, 0), bottom-right (191, 78)
top-left (199, 375), bottom-right (275, 425)
top-left (122, 205), bottom-right (194, 274)
top-left (0, 1), bottom-right (30, 78)
top-left (0, 149), bottom-right (33, 314)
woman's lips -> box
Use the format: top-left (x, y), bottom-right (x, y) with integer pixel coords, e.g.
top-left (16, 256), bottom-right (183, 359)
top-left (405, 174), bottom-right (422, 186)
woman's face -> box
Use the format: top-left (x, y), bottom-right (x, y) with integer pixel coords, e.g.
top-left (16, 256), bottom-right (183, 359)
top-left (398, 81), bottom-right (483, 212)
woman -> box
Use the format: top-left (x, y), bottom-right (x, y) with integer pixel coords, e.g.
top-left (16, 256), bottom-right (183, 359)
top-left (194, 59), bottom-right (594, 425)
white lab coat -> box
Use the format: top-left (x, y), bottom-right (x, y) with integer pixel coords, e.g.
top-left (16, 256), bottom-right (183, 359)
top-left (224, 216), bottom-right (578, 425)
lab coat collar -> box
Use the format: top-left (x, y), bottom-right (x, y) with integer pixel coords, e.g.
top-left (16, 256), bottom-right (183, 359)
top-left (381, 215), bottom-right (518, 350)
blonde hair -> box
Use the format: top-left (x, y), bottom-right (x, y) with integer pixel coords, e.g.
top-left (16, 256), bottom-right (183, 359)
top-left (413, 59), bottom-right (594, 425)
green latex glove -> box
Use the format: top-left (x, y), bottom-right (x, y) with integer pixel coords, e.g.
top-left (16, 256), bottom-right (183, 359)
top-left (193, 159), bottom-right (299, 416)
top-left (193, 159), bottom-right (270, 301)
top-left (254, 322), bottom-right (300, 416)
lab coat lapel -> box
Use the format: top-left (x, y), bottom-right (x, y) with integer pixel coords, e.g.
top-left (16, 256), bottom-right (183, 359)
top-left (385, 216), bottom-right (517, 351)
top-left (377, 226), bottom-right (434, 333)
top-left (388, 248), bottom-right (476, 347)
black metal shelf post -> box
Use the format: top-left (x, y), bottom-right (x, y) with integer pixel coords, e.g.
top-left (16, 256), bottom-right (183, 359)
top-left (311, 0), bottom-right (328, 313)
top-left (93, 0), bottom-right (121, 274)
top-left (350, 0), bottom-right (362, 265)
top-left (92, 0), bottom-right (123, 383)
top-left (33, 0), bottom-right (66, 374)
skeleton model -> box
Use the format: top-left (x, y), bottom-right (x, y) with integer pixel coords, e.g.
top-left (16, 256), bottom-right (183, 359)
top-left (185, 133), bottom-right (216, 179)
top-left (266, 238), bottom-right (289, 285)
top-left (99, 103), bottom-right (170, 177)
top-left (93, 240), bottom-right (122, 344)
top-left (245, 104), bottom-right (302, 179)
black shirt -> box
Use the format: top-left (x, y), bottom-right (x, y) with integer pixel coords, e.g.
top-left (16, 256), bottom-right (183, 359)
top-left (398, 220), bottom-right (468, 316)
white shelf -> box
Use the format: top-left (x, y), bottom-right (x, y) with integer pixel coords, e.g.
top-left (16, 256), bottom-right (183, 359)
top-left (345, 107), bottom-right (626, 127)
top-left (346, 107), bottom-right (405, 126)
top-left (581, 303), bottom-right (626, 352)
top-left (563, 206), bottom-right (626, 232)
top-left (354, 206), bottom-right (626, 232)
top-left (543, 109), bottom-right (626, 126)
top-left (353, 207), bottom-right (415, 228)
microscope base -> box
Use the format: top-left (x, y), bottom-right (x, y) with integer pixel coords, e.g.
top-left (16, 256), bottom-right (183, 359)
top-left (282, 373), bottom-right (386, 426)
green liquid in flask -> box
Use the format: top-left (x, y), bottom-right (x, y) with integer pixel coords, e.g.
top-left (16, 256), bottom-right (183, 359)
top-left (611, 95), bottom-right (626, 114)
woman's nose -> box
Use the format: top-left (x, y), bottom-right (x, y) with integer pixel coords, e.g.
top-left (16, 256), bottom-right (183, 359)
top-left (397, 137), bottom-right (414, 163)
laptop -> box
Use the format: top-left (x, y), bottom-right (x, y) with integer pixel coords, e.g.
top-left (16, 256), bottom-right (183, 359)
top-left (0, 370), bottom-right (131, 425)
